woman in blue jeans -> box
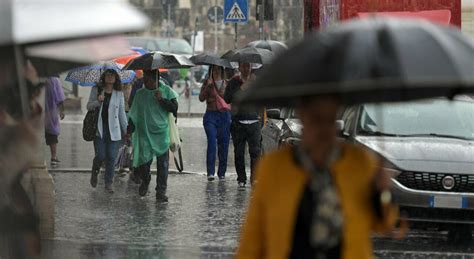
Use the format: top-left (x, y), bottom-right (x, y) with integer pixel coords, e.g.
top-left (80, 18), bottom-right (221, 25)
top-left (87, 69), bottom-right (128, 193)
top-left (199, 65), bottom-right (231, 181)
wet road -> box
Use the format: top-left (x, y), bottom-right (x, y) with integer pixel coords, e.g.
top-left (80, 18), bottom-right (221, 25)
top-left (41, 173), bottom-right (247, 259)
top-left (41, 170), bottom-right (474, 259)
top-left (36, 98), bottom-right (474, 258)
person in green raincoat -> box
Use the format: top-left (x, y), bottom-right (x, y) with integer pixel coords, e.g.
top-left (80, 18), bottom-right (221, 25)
top-left (127, 69), bottom-right (178, 202)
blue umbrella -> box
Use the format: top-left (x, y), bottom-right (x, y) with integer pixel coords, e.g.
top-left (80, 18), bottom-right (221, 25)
top-left (65, 62), bottom-right (136, 87)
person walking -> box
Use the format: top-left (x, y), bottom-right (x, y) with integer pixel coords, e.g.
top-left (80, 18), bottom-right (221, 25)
top-left (199, 65), bottom-right (231, 181)
top-left (87, 69), bottom-right (128, 193)
top-left (127, 69), bottom-right (178, 202)
top-left (224, 62), bottom-right (262, 188)
top-left (44, 76), bottom-right (65, 166)
top-left (236, 95), bottom-right (398, 259)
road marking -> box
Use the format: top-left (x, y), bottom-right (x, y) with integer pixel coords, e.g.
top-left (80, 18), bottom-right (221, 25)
top-left (61, 120), bottom-right (204, 128)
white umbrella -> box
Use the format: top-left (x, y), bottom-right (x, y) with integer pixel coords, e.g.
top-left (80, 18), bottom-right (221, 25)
top-left (0, 0), bottom-right (149, 46)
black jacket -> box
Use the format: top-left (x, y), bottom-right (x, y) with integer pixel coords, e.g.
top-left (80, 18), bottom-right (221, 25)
top-left (224, 76), bottom-right (261, 121)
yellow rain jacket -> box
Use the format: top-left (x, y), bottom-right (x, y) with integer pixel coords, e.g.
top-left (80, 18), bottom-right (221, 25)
top-left (236, 143), bottom-right (398, 259)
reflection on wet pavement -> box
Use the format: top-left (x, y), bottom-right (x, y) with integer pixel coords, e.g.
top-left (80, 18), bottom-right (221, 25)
top-left (42, 171), bottom-right (474, 258)
top-left (46, 172), bottom-right (249, 258)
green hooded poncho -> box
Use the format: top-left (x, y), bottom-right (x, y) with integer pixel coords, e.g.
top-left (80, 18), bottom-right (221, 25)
top-left (128, 81), bottom-right (178, 167)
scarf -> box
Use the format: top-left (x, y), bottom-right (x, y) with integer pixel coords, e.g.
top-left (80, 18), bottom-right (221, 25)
top-left (295, 145), bottom-right (344, 259)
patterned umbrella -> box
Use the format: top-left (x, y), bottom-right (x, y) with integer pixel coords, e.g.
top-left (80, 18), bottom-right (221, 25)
top-left (65, 62), bottom-right (136, 87)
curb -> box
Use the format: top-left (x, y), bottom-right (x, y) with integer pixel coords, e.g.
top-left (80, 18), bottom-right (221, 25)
top-left (48, 168), bottom-right (205, 175)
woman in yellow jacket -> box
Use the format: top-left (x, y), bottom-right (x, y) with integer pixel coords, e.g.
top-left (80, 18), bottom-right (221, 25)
top-left (236, 96), bottom-right (398, 259)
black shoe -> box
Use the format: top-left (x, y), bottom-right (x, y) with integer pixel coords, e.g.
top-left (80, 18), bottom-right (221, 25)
top-left (129, 172), bottom-right (142, 184)
top-left (90, 170), bottom-right (99, 188)
top-left (238, 182), bottom-right (246, 189)
top-left (156, 194), bottom-right (169, 203)
top-left (139, 175), bottom-right (151, 196)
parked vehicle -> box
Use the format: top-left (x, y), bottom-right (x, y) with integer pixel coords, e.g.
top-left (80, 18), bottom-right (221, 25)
top-left (126, 37), bottom-right (195, 93)
top-left (126, 37), bottom-right (193, 56)
top-left (262, 97), bottom-right (474, 239)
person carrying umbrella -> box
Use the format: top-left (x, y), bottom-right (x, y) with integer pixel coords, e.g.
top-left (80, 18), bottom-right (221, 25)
top-left (87, 69), bottom-right (128, 193)
top-left (235, 17), bottom-right (474, 259)
top-left (127, 69), bottom-right (178, 202)
top-left (199, 64), bottom-right (232, 181)
top-left (224, 62), bottom-right (262, 188)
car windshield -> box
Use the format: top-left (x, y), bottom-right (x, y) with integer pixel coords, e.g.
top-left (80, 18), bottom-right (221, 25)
top-left (127, 38), bottom-right (150, 49)
top-left (156, 39), bottom-right (193, 55)
top-left (358, 98), bottom-right (474, 140)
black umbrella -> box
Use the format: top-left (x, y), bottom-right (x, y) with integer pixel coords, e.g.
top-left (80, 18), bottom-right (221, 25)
top-left (123, 52), bottom-right (194, 70)
top-left (245, 40), bottom-right (288, 56)
top-left (230, 47), bottom-right (275, 65)
top-left (190, 53), bottom-right (232, 68)
top-left (221, 49), bottom-right (238, 60)
top-left (237, 18), bottom-right (474, 107)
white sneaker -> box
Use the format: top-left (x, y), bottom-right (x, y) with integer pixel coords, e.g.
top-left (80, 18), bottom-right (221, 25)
top-left (238, 182), bottom-right (246, 188)
top-left (207, 175), bottom-right (215, 182)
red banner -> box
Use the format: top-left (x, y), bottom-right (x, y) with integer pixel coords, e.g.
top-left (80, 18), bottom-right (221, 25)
top-left (305, 0), bottom-right (461, 31)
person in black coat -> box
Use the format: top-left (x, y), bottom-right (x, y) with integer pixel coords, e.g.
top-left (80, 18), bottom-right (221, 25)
top-left (224, 62), bottom-right (263, 188)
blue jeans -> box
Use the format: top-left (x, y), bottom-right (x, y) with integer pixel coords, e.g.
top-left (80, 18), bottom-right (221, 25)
top-left (203, 111), bottom-right (231, 177)
top-left (93, 129), bottom-right (121, 185)
top-left (137, 152), bottom-right (169, 196)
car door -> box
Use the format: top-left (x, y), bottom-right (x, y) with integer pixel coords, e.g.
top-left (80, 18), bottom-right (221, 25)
top-left (261, 108), bottom-right (285, 153)
top-left (340, 106), bottom-right (359, 141)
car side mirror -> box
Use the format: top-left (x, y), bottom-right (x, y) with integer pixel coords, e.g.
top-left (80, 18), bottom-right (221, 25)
top-left (267, 109), bottom-right (282, 120)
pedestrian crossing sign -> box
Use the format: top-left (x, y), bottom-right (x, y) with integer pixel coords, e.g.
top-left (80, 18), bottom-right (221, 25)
top-left (224, 0), bottom-right (248, 23)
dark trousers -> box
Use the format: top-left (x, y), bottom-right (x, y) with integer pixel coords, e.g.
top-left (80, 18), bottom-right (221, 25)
top-left (136, 152), bottom-right (169, 196)
top-left (203, 111), bottom-right (231, 177)
top-left (231, 121), bottom-right (262, 184)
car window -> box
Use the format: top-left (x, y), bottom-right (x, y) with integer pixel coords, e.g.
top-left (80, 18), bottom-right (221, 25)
top-left (146, 41), bottom-right (157, 51)
top-left (127, 38), bottom-right (148, 49)
top-left (156, 38), bottom-right (193, 54)
top-left (358, 98), bottom-right (474, 139)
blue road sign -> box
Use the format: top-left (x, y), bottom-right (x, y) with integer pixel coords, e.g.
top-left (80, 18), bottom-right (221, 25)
top-left (224, 0), bottom-right (248, 23)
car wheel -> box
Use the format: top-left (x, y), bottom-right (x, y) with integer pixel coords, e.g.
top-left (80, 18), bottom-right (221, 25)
top-left (448, 225), bottom-right (473, 243)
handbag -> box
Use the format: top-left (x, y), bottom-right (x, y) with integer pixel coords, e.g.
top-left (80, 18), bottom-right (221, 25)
top-left (82, 87), bottom-right (102, 142)
top-left (213, 84), bottom-right (231, 112)
top-left (82, 108), bottom-right (99, 141)
top-left (169, 113), bottom-right (181, 152)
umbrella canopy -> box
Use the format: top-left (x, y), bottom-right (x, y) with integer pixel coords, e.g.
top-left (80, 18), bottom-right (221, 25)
top-left (190, 53), bottom-right (232, 68)
top-left (113, 47), bottom-right (149, 78)
top-left (221, 49), bottom-right (238, 60)
top-left (230, 47), bottom-right (275, 65)
top-left (65, 62), bottom-right (136, 87)
top-left (113, 47), bottom-right (149, 65)
top-left (123, 52), bottom-right (194, 71)
top-left (236, 17), bottom-right (474, 107)
top-left (245, 40), bottom-right (288, 56)
top-left (0, 0), bottom-right (149, 46)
